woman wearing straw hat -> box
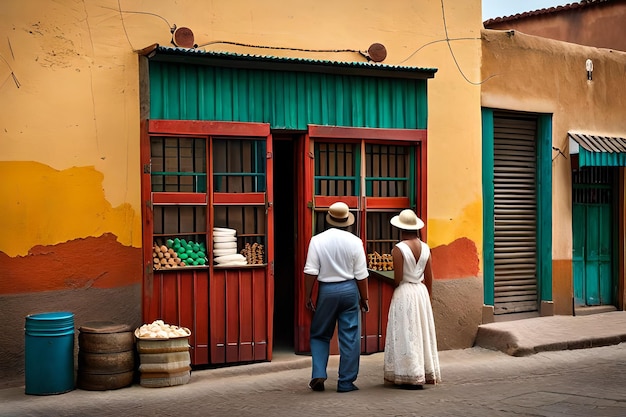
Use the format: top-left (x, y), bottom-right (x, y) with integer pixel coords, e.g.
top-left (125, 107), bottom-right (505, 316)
top-left (304, 202), bottom-right (370, 393)
top-left (384, 209), bottom-right (441, 389)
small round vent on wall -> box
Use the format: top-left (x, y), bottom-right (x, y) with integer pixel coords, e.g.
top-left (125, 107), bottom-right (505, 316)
top-left (367, 43), bottom-right (387, 63)
top-left (172, 27), bottom-right (195, 48)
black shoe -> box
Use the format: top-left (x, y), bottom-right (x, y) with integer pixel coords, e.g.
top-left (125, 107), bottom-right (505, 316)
top-left (337, 383), bottom-right (359, 393)
top-left (309, 378), bottom-right (326, 391)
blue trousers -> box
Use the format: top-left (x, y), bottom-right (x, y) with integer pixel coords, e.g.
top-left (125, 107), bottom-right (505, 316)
top-left (310, 280), bottom-right (361, 390)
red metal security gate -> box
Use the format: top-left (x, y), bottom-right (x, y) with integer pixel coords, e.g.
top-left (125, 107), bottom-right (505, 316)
top-left (295, 125), bottom-right (427, 354)
top-left (141, 120), bottom-right (274, 365)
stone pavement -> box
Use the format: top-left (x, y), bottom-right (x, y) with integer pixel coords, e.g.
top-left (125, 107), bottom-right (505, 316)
top-left (2, 311), bottom-right (626, 414)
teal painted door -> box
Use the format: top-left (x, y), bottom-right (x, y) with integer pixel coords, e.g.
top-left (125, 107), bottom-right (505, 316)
top-left (572, 167), bottom-right (614, 306)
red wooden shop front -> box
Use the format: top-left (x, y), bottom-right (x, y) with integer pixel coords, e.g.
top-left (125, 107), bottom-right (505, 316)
top-left (141, 120), bottom-right (427, 365)
top-left (295, 125), bottom-right (427, 355)
top-left (141, 120), bottom-right (275, 365)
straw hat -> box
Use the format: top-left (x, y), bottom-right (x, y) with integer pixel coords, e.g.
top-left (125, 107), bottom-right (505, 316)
top-left (325, 202), bottom-right (355, 227)
top-left (390, 209), bottom-right (424, 230)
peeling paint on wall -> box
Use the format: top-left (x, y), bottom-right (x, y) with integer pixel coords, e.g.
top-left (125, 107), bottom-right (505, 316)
top-left (0, 162), bottom-right (141, 257)
top-left (0, 233), bottom-right (141, 294)
top-left (428, 200), bottom-right (483, 267)
top-left (432, 237), bottom-right (480, 279)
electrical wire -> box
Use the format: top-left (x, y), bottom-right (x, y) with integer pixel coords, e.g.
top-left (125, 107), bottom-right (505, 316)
top-left (116, 1), bottom-right (136, 51)
top-left (109, 3), bottom-right (173, 30)
top-left (112, 3), bottom-right (361, 56)
top-left (396, 1), bottom-right (498, 83)
top-left (0, 52), bottom-right (19, 89)
top-left (196, 40), bottom-right (361, 54)
top-left (112, 1), bottom-right (174, 51)
top-left (552, 146), bottom-right (568, 162)
top-left (8, 36), bottom-right (15, 60)
top-left (439, 0), bottom-right (496, 85)
top-left (398, 37), bottom-right (480, 64)
top-left (111, 0), bottom-right (498, 83)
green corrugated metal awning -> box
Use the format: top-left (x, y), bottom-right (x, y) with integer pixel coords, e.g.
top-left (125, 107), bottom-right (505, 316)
top-left (569, 132), bottom-right (626, 167)
top-left (142, 45), bottom-right (438, 79)
top-left (143, 45), bottom-right (437, 130)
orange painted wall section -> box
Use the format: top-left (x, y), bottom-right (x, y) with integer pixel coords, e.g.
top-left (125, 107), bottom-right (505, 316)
top-left (0, 161), bottom-right (142, 295)
top-left (1, 234), bottom-right (141, 294)
top-left (432, 237), bottom-right (480, 279)
top-left (552, 259), bottom-right (573, 315)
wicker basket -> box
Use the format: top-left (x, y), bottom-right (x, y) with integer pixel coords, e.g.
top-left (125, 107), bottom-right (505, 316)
top-left (135, 333), bottom-right (191, 388)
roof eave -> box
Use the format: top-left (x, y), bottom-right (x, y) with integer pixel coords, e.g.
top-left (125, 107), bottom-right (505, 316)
top-left (140, 44), bottom-right (437, 80)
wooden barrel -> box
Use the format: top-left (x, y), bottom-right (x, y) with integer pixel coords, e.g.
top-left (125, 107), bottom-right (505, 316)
top-left (77, 321), bottom-right (135, 391)
top-left (136, 337), bottom-right (191, 388)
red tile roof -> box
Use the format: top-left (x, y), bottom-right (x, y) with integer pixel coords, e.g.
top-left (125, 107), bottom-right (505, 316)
top-left (483, 0), bottom-right (614, 25)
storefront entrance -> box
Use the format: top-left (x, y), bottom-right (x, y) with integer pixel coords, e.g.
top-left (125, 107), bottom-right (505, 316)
top-left (272, 135), bottom-right (297, 350)
top-left (572, 166), bottom-right (615, 307)
top-left (140, 46), bottom-right (436, 366)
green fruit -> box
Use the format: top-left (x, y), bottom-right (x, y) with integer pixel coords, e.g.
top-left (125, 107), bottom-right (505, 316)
top-left (196, 258), bottom-right (206, 265)
top-left (190, 252), bottom-right (198, 260)
top-left (173, 242), bottom-right (181, 250)
top-left (197, 251), bottom-right (206, 258)
top-left (166, 239), bottom-right (174, 247)
top-left (179, 253), bottom-right (188, 260)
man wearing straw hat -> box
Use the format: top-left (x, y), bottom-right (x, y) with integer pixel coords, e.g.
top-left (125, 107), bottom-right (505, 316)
top-left (304, 201), bottom-right (370, 393)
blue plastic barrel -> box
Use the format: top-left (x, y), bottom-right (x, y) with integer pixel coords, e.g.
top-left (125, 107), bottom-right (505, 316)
top-left (25, 312), bottom-right (75, 395)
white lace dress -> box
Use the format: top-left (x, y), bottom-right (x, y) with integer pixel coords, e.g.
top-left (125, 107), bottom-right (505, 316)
top-left (383, 240), bottom-right (441, 386)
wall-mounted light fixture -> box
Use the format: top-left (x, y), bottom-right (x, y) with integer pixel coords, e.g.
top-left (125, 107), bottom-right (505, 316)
top-left (586, 58), bottom-right (593, 81)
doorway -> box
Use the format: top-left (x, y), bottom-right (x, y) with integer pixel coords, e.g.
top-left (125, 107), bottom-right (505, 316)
top-left (272, 135), bottom-right (297, 351)
top-left (572, 166), bottom-right (615, 307)
top-left (492, 112), bottom-right (539, 315)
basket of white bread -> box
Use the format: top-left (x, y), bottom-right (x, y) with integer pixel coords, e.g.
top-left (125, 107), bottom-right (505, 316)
top-left (135, 320), bottom-right (191, 340)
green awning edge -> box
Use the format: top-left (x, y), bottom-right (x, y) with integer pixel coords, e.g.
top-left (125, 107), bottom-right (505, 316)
top-left (579, 148), bottom-right (626, 167)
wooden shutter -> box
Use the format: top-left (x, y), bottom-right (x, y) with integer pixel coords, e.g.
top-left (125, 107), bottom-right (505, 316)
top-left (493, 113), bottom-right (538, 314)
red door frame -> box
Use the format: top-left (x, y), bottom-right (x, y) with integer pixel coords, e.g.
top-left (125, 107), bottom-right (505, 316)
top-left (141, 119), bottom-right (274, 365)
top-left (294, 124), bottom-right (428, 354)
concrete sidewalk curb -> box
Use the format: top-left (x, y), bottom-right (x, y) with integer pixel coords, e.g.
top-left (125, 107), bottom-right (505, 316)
top-left (475, 311), bottom-right (626, 356)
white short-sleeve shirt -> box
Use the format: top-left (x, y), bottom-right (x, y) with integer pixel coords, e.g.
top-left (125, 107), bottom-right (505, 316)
top-left (303, 228), bottom-right (369, 282)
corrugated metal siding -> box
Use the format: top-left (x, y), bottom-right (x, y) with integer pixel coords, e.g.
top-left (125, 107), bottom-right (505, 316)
top-left (569, 132), bottom-right (626, 153)
top-left (493, 113), bottom-right (538, 315)
top-left (149, 62), bottom-right (428, 130)
top-left (580, 149), bottom-right (626, 167)
top-left (569, 132), bottom-right (626, 167)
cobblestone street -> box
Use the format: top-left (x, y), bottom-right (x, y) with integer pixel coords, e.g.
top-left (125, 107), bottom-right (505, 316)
top-left (3, 343), bottom-right (626, 417)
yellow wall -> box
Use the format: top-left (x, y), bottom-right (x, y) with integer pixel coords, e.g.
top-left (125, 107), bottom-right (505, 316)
top-left (0, 2), bottom-right (484, 378)
top-left (0, 0), bottom-right (483, 263)
top-left (1, 1), bottom-right (142, 256)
